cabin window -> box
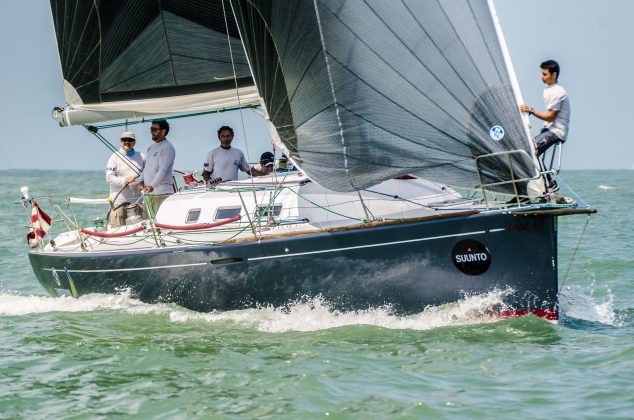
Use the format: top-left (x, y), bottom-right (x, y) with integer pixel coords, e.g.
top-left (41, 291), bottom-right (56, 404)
top-left (215, 207), bottom-right (241, 221)
top-left (185, 208), bottom-right (201, 224)
top-left (254, 204), bottom-right (282, 218)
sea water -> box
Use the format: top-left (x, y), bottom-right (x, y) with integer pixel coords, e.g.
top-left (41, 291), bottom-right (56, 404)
top-left (0, 170), bottom-right (632, 418)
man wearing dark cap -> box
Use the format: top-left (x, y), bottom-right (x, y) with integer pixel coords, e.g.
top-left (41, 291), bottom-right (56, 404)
top-left (251, 152), bottom-right (275, 176)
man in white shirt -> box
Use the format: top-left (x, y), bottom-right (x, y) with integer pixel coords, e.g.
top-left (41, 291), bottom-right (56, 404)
top-left (202, 126), bottom-right (263, 182)
top-left (520, 59), bottom-right (571, 157)
top-left (106, 131), bottom-right (145, 227)
top-left (138, 120), bottom-right (176, 218)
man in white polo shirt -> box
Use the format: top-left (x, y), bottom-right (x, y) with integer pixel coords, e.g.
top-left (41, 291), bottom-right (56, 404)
top-left (202, 126), bottom-right (263, 182)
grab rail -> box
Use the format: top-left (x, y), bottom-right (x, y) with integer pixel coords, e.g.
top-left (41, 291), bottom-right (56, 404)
top-left (474, 149), bottom-right (542, 209)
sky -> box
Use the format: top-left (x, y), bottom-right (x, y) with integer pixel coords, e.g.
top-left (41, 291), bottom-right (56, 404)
top-left (0, 0), bottom-right (632, 172)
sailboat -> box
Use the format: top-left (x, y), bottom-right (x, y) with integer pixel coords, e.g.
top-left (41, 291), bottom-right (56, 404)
top-left (22, 0), bottom-right (594, 319)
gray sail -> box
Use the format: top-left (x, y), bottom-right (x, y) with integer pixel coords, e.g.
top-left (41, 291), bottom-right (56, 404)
top-left (49, 0), bottom-right (256, 124)
top-left (230, 0), bottom-right (538, 193)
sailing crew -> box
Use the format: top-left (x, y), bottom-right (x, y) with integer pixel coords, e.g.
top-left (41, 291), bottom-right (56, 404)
top-left (202, 125), bottom-right (263, 182)
top-left (251, 152), bottom-right (275, 176)
top-left (106, 131), bottom-right (145, 227)
top-left (520, 60), bottom-right (571, 158)
top-left (137, 120), bottom-right (176, 218)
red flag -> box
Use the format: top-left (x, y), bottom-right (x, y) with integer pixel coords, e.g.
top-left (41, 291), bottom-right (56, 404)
top-left (27, 200), bottom-right (52, 248)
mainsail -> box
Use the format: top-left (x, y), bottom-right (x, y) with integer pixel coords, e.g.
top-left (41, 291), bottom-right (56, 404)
top-left (230, 0), bottom-right (540, 194)
top-left (49, 0), bottom-right (258, 126)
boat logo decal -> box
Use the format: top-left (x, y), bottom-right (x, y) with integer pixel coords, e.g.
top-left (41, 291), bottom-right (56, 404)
top-left (489, 125), bottom-right (505, 141)
top-left (452, 239), bottom-right (491, 276)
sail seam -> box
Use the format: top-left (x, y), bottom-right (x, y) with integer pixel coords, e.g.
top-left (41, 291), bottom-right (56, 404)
top-left (313, 0), bottom-right (350, 179)
top-left (66, 3), bottom-right (93, 81)
top-left (157, 0), bottom-right (177, 85)
top-left (315, 2), bottom-right (470, 148)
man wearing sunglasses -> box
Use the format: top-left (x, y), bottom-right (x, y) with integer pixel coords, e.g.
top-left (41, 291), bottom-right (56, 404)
top-left (138, 120), bottom-right (176, 218)
top-left (106, 131), bottom-right (145, 227)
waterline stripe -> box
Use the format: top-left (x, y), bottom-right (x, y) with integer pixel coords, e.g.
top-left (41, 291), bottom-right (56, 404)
top-left (248, 228), bottom-right (505, 261)
top-left (41, 228), bottom-right (505, 273)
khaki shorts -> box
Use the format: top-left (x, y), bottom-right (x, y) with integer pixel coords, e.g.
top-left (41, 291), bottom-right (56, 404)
top-left (142, 194), bottom-right (170, 219)
top-left (108, 205), bottom-right (127, 228)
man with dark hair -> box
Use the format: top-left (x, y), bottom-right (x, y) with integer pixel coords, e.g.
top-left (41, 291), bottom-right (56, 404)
top-left (520, 59), bottom-right (571, 157)
top-left (138, 119), bottom-right (176, 217)
top-left (202, 126), bottom-right (263, 182)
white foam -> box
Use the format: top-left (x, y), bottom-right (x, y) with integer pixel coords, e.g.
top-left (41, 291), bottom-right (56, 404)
top-left (598, 185), bottom-right (616, 190)
top-left (1, 288), bottom-right (533, 332)
top-left (0, 290), bottom-right (166, 316)
top-left (559, 284), bottom-right (620, 326)
top-left (168, 290), bottom-right (513, 332)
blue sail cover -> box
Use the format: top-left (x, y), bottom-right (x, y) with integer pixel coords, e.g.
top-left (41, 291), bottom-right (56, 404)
top-left (231, 0), bottom-right (538, 193)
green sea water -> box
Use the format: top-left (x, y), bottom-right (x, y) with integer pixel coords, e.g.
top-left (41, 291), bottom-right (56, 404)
top-left (1, 170), bottom-right (632, 418)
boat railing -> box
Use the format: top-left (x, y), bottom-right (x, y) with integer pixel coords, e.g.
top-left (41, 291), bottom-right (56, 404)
top-left (540, 140), bottom-right (563, 177)
top-left (474, 149), bottom-right (542, 209)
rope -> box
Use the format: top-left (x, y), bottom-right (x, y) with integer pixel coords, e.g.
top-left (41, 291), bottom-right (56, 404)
top-left (285, 186), bottom-right (364, 222)
top-left (220, 0), bottom-right (254, 168)
top-left (89, 129), bottom-right (142, 176)
top-left (555, 176), bottom-right (589, 208)
top-left (558, 214), bottom-right (592, 296)
top-left (155, 215), bottom-right (241, 231)
top-left (80, 226), bottom-right (144, 238)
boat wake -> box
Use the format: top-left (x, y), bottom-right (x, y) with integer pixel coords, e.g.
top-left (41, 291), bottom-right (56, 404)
top-left (1, 289), bottom-right (513, 331)
top-left (169, 291), bottom-right (516, 332)
top-left (0, 289), bottom-right (164, 316)
top-left (4, 286), bottom-right (619, 331)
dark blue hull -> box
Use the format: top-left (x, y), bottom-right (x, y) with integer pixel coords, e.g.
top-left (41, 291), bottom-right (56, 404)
top-left (29, 211), bottom-right (559, 316)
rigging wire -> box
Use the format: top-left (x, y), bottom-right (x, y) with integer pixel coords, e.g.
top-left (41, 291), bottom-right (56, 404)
top-left (220, 0), bottom-right (264, 234)
top-left (87, 128), bottom-right (142, 176)
top-left (558, 214), bottom-right (592, 296)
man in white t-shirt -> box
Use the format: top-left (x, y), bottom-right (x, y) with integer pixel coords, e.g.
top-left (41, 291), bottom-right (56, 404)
top-left (137, 119), bottom-right (176, 217)
top-left (202, 126), bottom-right (263, 182)
top-left (520, 60), bottom-right (570, 191)
top-left (106, 131), bottom-right (145, 227)
top-left (520, 59), bottom-right (571, 157)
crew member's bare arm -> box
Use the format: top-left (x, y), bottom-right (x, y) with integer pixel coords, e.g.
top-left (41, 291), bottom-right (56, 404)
top-left (520, 103), bottom-right (559, 123)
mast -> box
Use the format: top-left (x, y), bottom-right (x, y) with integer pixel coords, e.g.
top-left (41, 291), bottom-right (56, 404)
top-left (487, 0), bottom-right (545, 195)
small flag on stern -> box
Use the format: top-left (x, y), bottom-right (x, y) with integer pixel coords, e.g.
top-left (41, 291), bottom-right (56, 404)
top-left (27, 200), bottom-right (52, 248)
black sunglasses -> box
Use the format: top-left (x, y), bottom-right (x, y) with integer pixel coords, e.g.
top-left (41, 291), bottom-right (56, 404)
top-left (150, 127), bottom-right (163, 132)
top-left (121, 139), bottom-right (135, 142)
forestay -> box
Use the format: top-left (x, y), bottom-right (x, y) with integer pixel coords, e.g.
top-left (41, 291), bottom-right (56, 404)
top-left (49, 0), bottom-right (258, 126)
top-left (230, 0), bottom-right (539, 194)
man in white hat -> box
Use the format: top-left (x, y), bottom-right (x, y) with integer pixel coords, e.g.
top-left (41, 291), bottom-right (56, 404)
top-left (106, 131), bottom-right (145, 227)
